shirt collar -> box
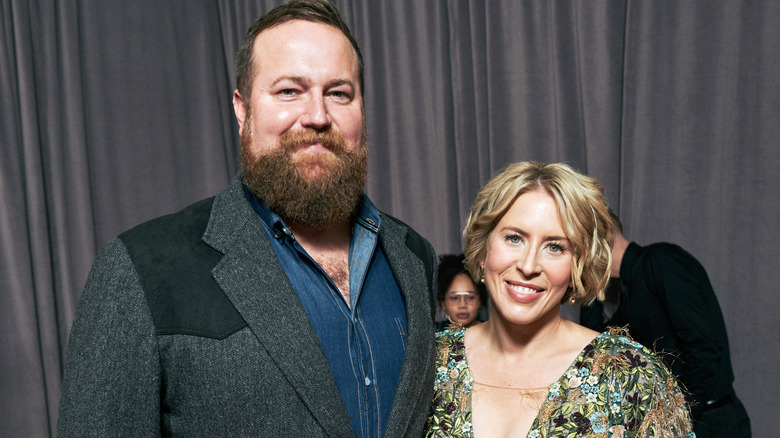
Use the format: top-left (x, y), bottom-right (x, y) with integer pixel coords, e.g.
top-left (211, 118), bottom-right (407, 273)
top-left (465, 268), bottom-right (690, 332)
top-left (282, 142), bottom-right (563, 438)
top-left (354, 194), bottom-right (381, 232)
top-left (620, 241), bottom-right (641, 281)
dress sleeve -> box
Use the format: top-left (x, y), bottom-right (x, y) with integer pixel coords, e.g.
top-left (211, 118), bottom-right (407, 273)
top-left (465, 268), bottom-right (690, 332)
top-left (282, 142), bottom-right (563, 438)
top-left (57, 238), bottom-right (162, 437)
top-left (424, 330), bottom-right (472, 438)
top-left (615, 344), bottom-right (694, 438)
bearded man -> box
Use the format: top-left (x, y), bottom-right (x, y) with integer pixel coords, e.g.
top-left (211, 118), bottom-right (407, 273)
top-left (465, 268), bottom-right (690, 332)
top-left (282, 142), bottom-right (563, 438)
top-left (57, 1), bottom-right (437, 437)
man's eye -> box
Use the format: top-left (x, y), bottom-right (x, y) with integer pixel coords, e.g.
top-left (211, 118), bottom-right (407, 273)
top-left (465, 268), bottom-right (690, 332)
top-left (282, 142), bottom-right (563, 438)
top-left (329, 90), bottom-right (351, 101)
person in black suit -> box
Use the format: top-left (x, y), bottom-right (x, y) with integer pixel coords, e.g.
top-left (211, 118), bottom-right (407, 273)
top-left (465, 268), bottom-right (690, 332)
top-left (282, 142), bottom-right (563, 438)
top-left (581, 210), bottom-right (751, 437)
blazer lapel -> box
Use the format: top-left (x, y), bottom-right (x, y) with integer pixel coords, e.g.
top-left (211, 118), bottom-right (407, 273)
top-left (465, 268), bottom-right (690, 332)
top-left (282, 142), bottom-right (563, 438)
top-left (379, 217), bottom-right (436, 437)
top-left (202, 176), bottom-right (353, 436)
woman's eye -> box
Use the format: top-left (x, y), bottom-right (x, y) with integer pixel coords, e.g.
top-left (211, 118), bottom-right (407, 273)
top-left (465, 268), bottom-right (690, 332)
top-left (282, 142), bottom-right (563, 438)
top-left (548, 243), bottom-right (566, 253)
top-left (506, 234), bottom-right (521, 244)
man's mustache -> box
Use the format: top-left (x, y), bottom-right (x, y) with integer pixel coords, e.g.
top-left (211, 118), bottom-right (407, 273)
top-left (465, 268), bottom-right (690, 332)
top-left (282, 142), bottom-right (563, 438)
top-left (280, 129), bottom-right (347, 153)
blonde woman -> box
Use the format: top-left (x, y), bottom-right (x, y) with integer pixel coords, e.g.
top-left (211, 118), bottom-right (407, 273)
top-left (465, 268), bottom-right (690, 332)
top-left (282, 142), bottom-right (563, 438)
top-left (424, 161), bottom-right (694, 438)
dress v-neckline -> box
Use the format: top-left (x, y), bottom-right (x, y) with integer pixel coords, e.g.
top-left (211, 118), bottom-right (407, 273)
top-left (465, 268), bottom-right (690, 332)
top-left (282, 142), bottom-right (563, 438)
top-left (462, 330), bottom-right (603, 438)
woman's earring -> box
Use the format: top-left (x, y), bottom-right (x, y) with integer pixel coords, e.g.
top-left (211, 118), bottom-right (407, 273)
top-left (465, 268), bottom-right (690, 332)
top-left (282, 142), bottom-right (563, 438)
top-left (567, 283), bottom-right (576, 304)
top-left (479, 266), bottom-right (485, 283)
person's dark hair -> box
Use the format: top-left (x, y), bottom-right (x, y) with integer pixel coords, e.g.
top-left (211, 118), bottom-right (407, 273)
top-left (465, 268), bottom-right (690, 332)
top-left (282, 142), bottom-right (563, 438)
top-left (437, 254), bottom-right (487, 304)
top-left (235, 0), bottom-right (364, 102)
top-left (608, 208), bottom-right (623, 233)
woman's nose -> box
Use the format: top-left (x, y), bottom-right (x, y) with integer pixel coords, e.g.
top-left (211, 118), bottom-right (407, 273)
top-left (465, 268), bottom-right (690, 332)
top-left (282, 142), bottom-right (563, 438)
top-left (518, 248), bottom-right (541, 276)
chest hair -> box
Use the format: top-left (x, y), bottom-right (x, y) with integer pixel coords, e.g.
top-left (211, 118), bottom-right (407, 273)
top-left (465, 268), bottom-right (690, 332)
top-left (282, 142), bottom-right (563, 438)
top-left (311, 251), bottom-right (351, 304)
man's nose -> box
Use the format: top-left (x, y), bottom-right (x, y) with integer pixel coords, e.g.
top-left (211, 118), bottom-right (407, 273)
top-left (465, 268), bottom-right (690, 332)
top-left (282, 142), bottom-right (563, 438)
top-left (301, 94), bottom-right (331, 129)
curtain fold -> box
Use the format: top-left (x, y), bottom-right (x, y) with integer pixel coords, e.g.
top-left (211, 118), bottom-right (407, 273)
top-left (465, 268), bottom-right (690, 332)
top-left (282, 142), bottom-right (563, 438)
top-left (1, 1), bottom-right (776, 436)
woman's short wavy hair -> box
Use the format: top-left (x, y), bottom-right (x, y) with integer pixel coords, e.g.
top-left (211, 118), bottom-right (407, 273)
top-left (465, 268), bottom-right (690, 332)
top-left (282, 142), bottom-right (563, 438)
top-left (462, 161), bottom-right (613, 304)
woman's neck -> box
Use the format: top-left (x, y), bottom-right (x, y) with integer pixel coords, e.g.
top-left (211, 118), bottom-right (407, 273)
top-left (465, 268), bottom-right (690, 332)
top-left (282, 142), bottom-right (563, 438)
top-left (479, 306), bottom-right (567, 357)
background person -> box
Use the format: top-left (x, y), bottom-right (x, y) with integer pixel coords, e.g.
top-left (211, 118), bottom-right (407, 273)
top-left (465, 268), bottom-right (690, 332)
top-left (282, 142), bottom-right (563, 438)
top-left (436, 254), bottom-right (487, 329)
top-left (580, 210), bottom-right (751, 437)
top-left (57, 1), bottom-right (437, 437)
top-left (424, 161), bottom-right (693, 437)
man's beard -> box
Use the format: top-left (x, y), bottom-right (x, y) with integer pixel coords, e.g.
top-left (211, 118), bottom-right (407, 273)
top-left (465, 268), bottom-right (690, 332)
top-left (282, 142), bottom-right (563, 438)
top-left (240, 119), bottom-right (367, 228)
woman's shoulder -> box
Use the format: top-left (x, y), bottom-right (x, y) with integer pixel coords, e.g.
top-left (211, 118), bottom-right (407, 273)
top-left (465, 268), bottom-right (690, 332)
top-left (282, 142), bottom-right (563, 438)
top-left (436, 326), bottom-right (466, 341)
top-left (591, 328), bottom-right (669, 371)
top-left (583, 328), bottom-right (684, 391)
top-left (435, 327), bottom-right (466, 357)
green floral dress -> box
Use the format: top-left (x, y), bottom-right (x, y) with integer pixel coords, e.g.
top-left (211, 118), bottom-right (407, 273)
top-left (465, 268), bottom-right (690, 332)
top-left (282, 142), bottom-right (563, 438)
top-left (424, 328), bottom-right (694, 438)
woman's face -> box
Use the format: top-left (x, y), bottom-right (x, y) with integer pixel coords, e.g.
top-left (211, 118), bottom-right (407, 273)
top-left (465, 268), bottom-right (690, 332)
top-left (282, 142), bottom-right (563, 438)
top-left (442, 273), bottom-right (482, 327)
top-left (481, 188), bottom-right (572, 328)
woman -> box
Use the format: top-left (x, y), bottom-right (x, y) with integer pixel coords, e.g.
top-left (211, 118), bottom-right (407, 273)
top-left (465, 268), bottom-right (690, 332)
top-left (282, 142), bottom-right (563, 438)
top-left (437, 254), bottom-right (487, 330)
top-left (424, 162), bottom-right (693, 438)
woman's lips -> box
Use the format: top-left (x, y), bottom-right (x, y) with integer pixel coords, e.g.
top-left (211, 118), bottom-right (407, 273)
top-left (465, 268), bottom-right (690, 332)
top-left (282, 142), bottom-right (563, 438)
top-left (505, 281), bottom-right (544, 303)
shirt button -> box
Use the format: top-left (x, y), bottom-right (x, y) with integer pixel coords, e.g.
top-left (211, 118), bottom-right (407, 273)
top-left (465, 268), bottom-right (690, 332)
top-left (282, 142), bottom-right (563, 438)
top-left (364, 376), bottom-right (371, 386)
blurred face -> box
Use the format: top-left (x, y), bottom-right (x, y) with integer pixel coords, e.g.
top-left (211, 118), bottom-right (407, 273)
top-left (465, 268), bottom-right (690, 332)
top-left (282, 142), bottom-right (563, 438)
top-left (442, 273), bottom-right (482, 327)
top-left (233, 20), bottom-right (366, 226)
top-left (481, 189), bottom-right (573, 328)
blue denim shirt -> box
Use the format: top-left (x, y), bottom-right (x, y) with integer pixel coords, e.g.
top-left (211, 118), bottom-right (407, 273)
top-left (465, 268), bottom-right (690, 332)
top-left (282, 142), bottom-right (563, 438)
top-left (245, 186), bottom-right (407, 438)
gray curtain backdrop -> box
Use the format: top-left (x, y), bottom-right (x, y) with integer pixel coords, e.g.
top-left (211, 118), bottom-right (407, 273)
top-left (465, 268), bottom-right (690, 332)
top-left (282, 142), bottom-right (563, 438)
top-left (2, 0), bottom-right (777, 436)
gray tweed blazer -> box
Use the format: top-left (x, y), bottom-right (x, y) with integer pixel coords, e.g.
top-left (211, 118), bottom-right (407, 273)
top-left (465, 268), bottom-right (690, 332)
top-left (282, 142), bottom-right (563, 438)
top-left (57, 173), bottom-right (437, 437)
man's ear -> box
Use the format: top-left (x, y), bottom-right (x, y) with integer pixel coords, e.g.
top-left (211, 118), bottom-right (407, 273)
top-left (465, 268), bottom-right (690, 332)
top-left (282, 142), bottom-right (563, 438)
top-left (232, 90), bottom-right (247, 136)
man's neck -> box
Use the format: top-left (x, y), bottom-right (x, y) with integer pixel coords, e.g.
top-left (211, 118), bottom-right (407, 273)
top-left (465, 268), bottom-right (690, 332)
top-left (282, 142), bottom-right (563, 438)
top-left (287, 220), bottom-right (352, 252)
top-left (611, 232), bottom-right (630, 278)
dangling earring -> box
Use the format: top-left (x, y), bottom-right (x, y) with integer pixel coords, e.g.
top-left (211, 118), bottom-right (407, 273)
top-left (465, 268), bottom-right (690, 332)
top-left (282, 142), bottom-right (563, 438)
top-left (567, 284), bottom-right (576, 304)
top-left (479, 265), bottom-right (485, 283)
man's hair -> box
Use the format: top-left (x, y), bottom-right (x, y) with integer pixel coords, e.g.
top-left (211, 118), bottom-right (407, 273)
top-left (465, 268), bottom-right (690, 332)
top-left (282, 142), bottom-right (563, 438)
top-left (436, 254), bottom-right (487, 304)
top-left (462, 161), bottom-right (614, 304)
top-left (608, 208), bottom-right (623, 233)
top-left (235, 0), bottom-right (364, 101)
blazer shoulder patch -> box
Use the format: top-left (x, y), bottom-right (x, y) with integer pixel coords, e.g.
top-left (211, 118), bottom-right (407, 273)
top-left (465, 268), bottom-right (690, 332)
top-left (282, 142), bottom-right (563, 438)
top-left (119, 197), bottom-right (247, 339)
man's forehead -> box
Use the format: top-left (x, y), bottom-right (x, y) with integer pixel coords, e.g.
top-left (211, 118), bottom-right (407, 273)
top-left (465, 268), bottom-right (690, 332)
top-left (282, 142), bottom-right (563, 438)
top-left (250, 20), bottom-right (359, 81)
top-left (253, 20), bottom-right (354, 57)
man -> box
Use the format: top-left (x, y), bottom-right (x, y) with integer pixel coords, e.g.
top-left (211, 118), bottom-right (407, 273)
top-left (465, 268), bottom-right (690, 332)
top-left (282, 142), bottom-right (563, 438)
top-left (57, 1), bottom-right (437, 437)
top-left (581, 211), bottom-right (750, 437)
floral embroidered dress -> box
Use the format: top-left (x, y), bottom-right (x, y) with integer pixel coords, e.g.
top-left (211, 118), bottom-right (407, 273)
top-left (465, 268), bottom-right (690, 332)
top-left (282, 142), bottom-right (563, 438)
top-left (424, 328), bottom-right (694, 438)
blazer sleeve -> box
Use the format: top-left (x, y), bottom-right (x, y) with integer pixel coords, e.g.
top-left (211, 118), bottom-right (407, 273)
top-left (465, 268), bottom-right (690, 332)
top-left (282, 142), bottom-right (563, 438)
top-left (58, 238), bottom-right (162, 437)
